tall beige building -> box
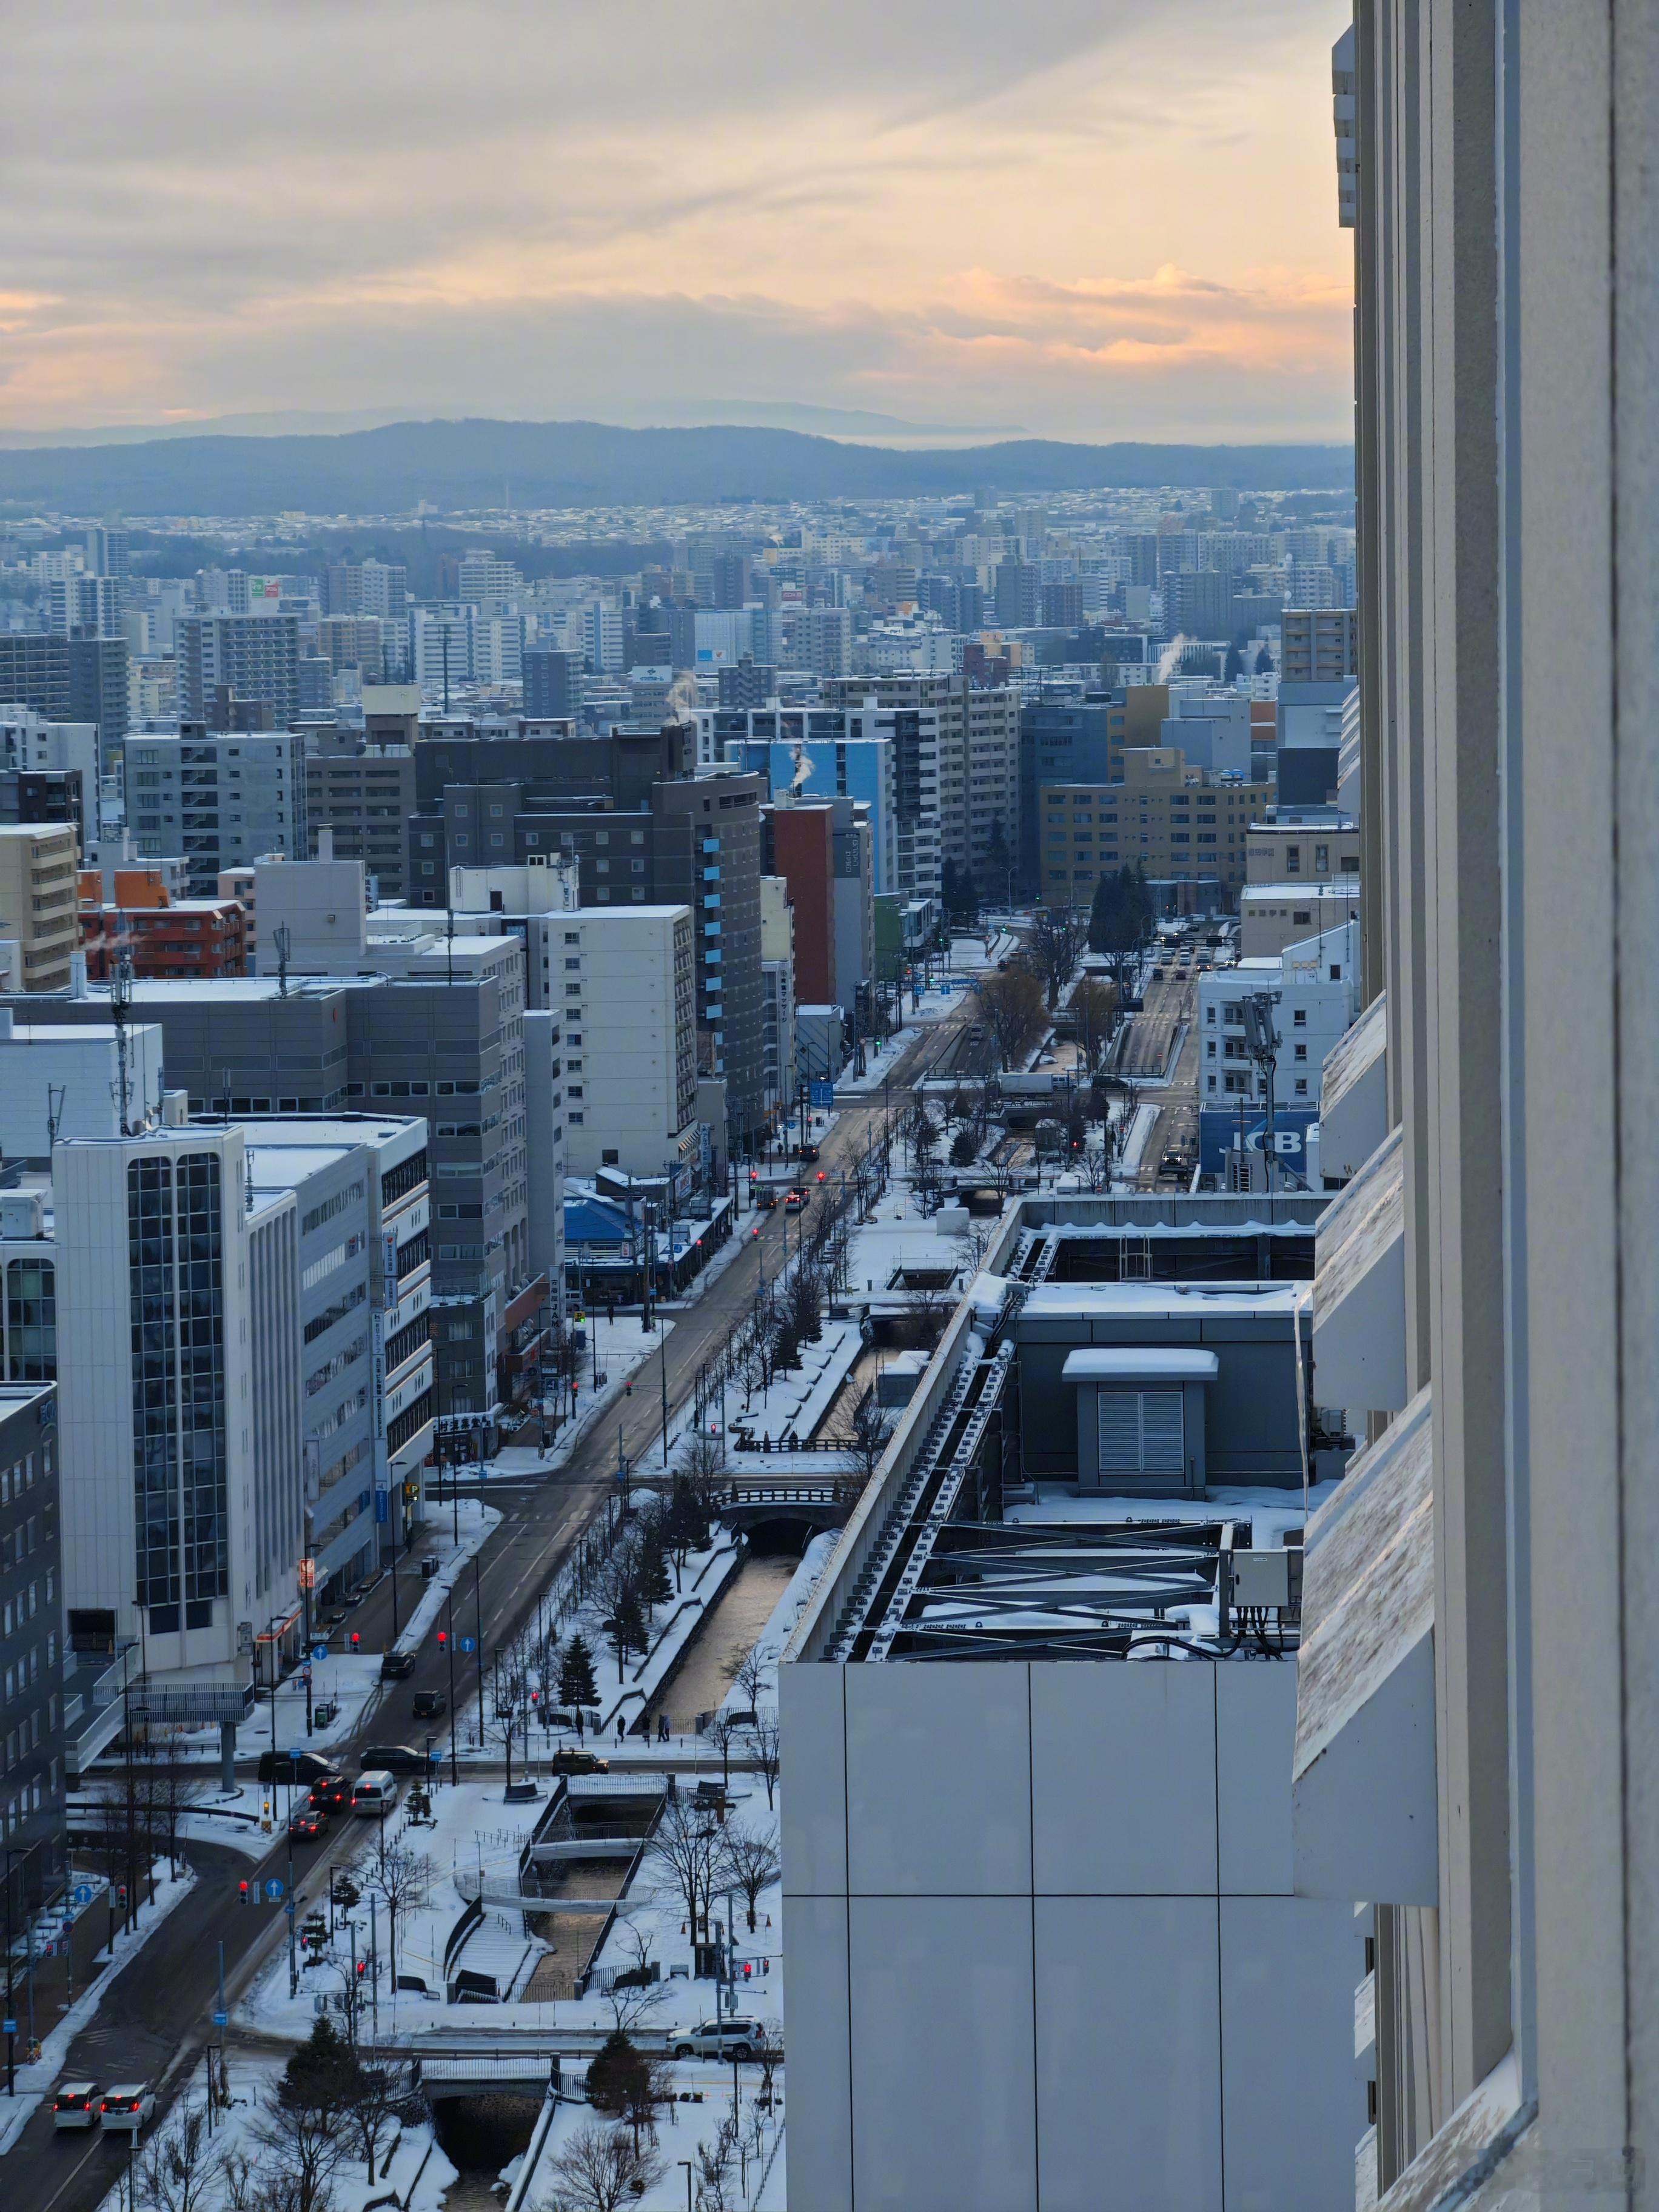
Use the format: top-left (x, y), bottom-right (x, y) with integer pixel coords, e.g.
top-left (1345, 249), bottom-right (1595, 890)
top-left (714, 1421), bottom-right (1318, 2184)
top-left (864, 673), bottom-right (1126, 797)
top-left (1297, 10), bottom-right (1659, 2207)
top-left (0, 824), bottom-right (78, 991)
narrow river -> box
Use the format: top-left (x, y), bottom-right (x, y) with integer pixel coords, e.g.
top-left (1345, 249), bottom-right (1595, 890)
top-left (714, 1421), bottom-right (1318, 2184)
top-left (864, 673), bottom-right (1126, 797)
top-left (651, 1550), bottom-right (799, 1729)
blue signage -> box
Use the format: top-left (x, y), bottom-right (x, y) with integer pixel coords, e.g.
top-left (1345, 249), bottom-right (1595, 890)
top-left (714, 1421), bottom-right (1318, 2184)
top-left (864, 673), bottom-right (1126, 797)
top-left (809, 1080), bottom-right (834, 1107)
top-left (1198, 1105), bottom-right (1319, 1178)
top-left (460, 1636), bottom-right (477, 1654)
top-left (312, 1643), bottom-right (329, 1662)
top-left (264, 1878), bottom-right (285, 1903)
top-left (72, 1884), bottom-right (94, 1906)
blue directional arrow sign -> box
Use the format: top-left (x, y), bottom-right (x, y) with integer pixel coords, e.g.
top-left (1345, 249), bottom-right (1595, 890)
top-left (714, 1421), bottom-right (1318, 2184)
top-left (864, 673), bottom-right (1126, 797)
top-left (460, 1636), bottom-right (476, 1654)
top-left (72, 1884), bottom-right (93, 1906)
top-left (264, 1877), bottom-right (285, 1903)
top-left (312, 1644), bottom-right (329, 1662)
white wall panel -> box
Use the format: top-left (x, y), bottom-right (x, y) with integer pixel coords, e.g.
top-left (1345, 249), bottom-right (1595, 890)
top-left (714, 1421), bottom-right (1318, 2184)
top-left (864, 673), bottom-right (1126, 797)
top-left (1219, 1895), bottom-right (1365, 2212)
top-left (1030, 1662), bottom-right (1217, 1894)
top-left (1034, 1895), bottom-right (1222, 2212)
top-left (849, 1894), bottom-right (1037, 2212)
top-left (780, 1661), bottom-right (847, 1895)
top-left (1216, 1661), bottom-right (1298, 1894)
top-left (845, 1661), bottom-right (1031, 1895)
top-left (781, 1895), bottom-right (853, 2212)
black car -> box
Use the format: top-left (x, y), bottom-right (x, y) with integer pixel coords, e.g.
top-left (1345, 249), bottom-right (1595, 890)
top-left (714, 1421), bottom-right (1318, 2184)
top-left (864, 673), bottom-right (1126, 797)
top-left (412, 1690), bottom-right (446, 1720)
top-left (359, 1743), bottom-right (439, 1776)
top-left (257, 1749), bottom-right (342, 1786)
top-left (794, 1141), bottom-right (820, 1163)
top-left (379, 1650), bottom-right (417, 1681)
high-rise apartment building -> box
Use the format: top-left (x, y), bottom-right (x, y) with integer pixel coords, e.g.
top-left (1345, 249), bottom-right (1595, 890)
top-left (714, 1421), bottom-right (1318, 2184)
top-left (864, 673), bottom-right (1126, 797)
top-left (0, 1382), bottom-right (65, 1900)
top-left (0, 632), bottom-right (129, 748)
top-left (1277, 14), bottom-right (1659, 2204)
top-left (523, 647), bottom-right (583, 719)
top-left (175, 615), bottom-right (300, 729)
top-left (557, 906), bottom-right (698, 1183)
top-left (1279, 606), bottom-right (1359, 684)
top-left (304, 735), bottom-right (417, 901)
top-left (123, 730), bottom-right (307, 890)
top-left (0, 826), bottom-right (79, 993)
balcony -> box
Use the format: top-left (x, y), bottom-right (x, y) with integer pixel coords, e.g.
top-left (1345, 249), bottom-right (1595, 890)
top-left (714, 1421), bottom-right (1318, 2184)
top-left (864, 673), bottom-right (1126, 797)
top-left (1292, 1385), bottom-right (1437, 1903)
top-left (1311, 1124), bottom-right (1406, 1415)
top-left (1319, 989), bottom-right (1386, 1184)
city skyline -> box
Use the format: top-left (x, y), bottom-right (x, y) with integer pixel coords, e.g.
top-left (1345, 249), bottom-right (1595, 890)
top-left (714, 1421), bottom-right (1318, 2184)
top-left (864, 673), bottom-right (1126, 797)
top-left (0, 0), bottom-right (1352, 443)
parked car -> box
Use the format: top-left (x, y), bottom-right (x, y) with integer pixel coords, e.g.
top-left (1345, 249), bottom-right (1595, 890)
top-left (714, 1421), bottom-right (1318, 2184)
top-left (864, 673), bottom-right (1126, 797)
top-left (550, 1747), bottom-right (609, 1775)
top-left (352, 1771), bottom-right (401, 1817)
top-left (99, 2085), bottom-right (155, 2136)
top-left (358, 1743), bottom-right (439, 1775)
top-left (288, 1806), bottom-right (328, 1842)
top-left (257, 1749), bottom-right (340, 1787)
top-left (308, 1773), bottom-right (352, 1813)
top-left (379, 1649), bottom-right (416, 1681)
top-left (412, 1690), bottom-right (446, 1720)
top-left (52, 2082), bottom-right (99, 2131)
top-left (671, 2017), bottom-right (771, 2062)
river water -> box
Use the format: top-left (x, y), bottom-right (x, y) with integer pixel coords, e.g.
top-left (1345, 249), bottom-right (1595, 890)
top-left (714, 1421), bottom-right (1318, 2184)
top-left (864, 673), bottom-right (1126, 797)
top-left (650, 1551), bottom-right (798, 1730)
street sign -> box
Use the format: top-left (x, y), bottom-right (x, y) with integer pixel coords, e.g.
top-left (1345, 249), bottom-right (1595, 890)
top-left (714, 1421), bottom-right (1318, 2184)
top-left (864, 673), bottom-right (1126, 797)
top-left (264, 1878), bottom-right (285, 1903)
top-left (285, 1900), bottom-right (297, 1918)
top-left (460, 1636), bottom-right (476, 1654)
top-left (312, 1643), bottom-right (329, 1662)
top-left (2, 2020), bottom-right (15, 2036)
top-left (72, 1884), bottom-right (93, 1906)
top-left (212, 2011), bottom-right (229, 2027)
top-left (809, 1079), bottom-right (834, 1107)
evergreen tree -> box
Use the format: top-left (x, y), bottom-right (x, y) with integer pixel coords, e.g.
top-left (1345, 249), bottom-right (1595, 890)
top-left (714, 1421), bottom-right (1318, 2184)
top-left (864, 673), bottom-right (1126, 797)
top-left (614, 1587), bottom-right (649, 1663)
top-left (1254, 642), bottom-right (1275, 675)
top-left (586, 2030), bottom-right (651, 2118)
top-left (558, 1634), bottom-right (599, 1709)
top-left (639, 1538), bottom-right (674, 1610)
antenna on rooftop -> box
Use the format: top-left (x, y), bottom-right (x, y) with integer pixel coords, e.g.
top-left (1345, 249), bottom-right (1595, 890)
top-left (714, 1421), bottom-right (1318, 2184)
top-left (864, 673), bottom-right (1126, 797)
top-left (274, 920), bottom-right (291, 1000)
top-left (110, 951), bottom-right (134, 1138)
top-left (45, 1084), bottom-right (65, 1151)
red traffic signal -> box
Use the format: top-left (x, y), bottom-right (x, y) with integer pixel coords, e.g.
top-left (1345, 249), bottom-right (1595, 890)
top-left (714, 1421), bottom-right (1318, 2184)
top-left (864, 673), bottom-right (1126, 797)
top-left (437, 1629), bottom-right (446, 1647)
top-left (748, 1169), bottom-right (758, 1182)
top-left (816, 1171), bottom-right (825, 1182)
top-left (350, 1631), bottom-right (360, 1649)
top-left (238, 1881), bottom-right (250, 1905)
top-left (529, 1688), bottom-right (538, 1703)
top-left (355, 1959), bottom-right (367, 1978)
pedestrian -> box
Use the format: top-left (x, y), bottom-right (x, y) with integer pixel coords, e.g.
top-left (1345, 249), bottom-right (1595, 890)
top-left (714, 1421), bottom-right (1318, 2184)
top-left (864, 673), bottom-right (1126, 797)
top-left (575, 1708), bottom-right (584, 1741)
top-left (616, 1715), bottom-right (625, 1748)
top-left (659, 1711), bottom-right (670, 1743)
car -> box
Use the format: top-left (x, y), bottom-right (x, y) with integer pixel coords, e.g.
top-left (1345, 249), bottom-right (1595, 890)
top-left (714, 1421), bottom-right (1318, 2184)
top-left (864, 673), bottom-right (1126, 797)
top-left (1159, 1152), bottom-right (1189, 1178)
top-left (671, 2017), bottom-right (771, 2062)
top-left (99, 2085), bottom-right (156, 2136)
top-left (352, 1771), bottom-right (401, 1817)
top-left (784, 1190), bottom-right (807, 1213)
top-left (358, 1743), bottom-right (439, 1775)
top-left (288, 1806), bottom-right (328, 1842)
top-left (794, 1141), bottom-right (820, 1163)
top-left (379, 1649), bottom-right (417, 1681)
top-left (52, 2082), bottom-right (99, 2131)
top-left (309, 1773), bottom-right (352, 1812)
top-left (412, 1689), bottom-right (446, 1720)
top-left (257, 1748), bottom-right (341, 1787)
top-left (752, 1185), bottom-right (779, 1211)
top-left (550, 1747), bottom-right (609, 1775)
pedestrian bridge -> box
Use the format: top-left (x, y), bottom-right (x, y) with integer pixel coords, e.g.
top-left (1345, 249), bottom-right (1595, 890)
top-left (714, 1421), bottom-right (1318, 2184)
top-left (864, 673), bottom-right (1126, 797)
top-left (719, 1473), bottom-right (864, 1534)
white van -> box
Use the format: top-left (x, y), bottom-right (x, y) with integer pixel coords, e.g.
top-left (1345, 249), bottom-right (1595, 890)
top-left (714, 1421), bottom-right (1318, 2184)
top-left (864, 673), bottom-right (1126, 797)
top-left (352, 1770), bottom-right (400, 1817)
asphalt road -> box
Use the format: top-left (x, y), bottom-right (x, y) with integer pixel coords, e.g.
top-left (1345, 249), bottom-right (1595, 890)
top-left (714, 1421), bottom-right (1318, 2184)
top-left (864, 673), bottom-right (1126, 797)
top-left (10, 1011), bottom-right (960, 2212)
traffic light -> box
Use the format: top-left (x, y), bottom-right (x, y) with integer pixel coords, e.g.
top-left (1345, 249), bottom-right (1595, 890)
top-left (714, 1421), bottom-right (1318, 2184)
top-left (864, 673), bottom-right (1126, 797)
top-left (816, 1171), bottom-right (825, 1182)
top-left (437, 1629), bottom-right (446, 1648)
top-left (355, 1958), bottom-right (367, 1979)
top-left (238, 1881), bottom-right (250, 1906)
top-left (350, 1631), bottom-right (360, 1651)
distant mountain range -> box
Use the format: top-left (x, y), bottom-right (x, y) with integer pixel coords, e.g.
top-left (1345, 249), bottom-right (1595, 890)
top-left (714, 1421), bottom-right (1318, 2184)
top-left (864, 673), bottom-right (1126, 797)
top-left (0, 417), bottom-right (1353, 519)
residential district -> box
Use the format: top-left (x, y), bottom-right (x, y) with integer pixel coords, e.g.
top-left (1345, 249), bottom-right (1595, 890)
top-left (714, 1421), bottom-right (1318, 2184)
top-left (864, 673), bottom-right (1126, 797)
top-left (0, 9), bottom-right (1640, 2211)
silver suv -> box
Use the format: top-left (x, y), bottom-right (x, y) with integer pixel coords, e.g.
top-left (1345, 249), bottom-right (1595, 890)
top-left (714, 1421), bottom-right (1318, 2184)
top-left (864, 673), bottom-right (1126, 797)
top-left (671, 2016), bottom-right (770, 2062)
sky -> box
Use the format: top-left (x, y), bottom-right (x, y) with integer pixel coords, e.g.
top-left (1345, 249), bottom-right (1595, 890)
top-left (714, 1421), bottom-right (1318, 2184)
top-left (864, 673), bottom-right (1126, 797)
top-left (0, 1), bottom-right (1353, 445)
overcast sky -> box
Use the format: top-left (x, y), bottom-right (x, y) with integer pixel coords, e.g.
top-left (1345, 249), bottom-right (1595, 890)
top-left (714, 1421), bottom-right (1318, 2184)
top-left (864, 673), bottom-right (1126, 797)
top-left (0, 2), bottom-right (1353, 443)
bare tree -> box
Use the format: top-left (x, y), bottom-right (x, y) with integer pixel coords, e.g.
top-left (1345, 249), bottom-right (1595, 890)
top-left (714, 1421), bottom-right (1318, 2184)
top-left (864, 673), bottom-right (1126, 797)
top-left (134, 2100), bottom-right (218, 2212)
top-left (745, 1717), bottom-right (782, 1812)
top-left (252, 2086), bottom-right (344, 2212)
top-left (602, 1919), bottom-right (668, 2034)
top-left (705, 1711), bottom-right (742, 1793)
top-left (977, 967), bottom-right (1047, 1070)
top-left (731, 1644), bottom-right (770, 1715)
top-left (343, 2062), bottom-right (407, 2187)
top-left (546, 2118), bottom-right (663, 2212)
top-left (719, 1821), bottom-right (782, 1932)
top-left (366, 1834), bottom-right (432, 2006)
top-left (844, 1394), bottom-right (893, 1485)
top-left (139, 1735), bottom-right (212, 1880)
top-left (692, 2116), bottom-right (740, 2212)
top-left (1068, 978), bottom-right (1119, 1071)
top-left (1027, 906), bottom-right (1085, 1010)
top-left (645, 1793), bottom-right (721, 1943)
